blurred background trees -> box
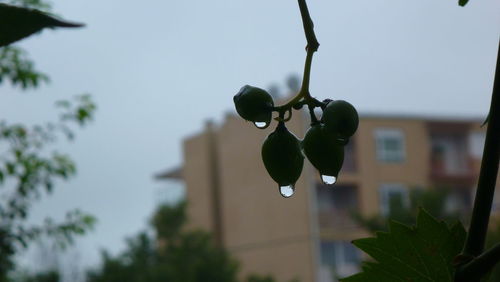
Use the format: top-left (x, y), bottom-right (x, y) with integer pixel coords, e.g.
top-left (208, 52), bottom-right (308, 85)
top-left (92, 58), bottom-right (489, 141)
top-left (87, 202), bottom-right (239, 282)
top-left (351, 188), bottom-right (463, 233)
top-left (87, 201), bottom-right (296, 282)
top-left (0, 0), bottom-right (96, 280)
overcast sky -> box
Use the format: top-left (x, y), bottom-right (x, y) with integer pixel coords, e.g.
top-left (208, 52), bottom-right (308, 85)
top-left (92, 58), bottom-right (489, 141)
top-left (1, 0), bottom-right (499, 273)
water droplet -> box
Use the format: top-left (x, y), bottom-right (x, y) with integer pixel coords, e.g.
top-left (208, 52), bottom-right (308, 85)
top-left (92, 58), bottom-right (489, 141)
top-left (321, 175), bottom-right (337, 185)
top-left (254, 121), bottom-right (269, 129)
top-left (279, 184), bottom-right (295, 198)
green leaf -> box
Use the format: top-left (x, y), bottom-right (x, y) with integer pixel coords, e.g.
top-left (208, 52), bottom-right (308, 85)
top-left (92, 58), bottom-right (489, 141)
top-left (458, 0), bottom-right (469, 6)
top-left (0, 46), bottom-right (49, 89)
top-left (7, 0), bottom-right (52, 11)
top-left (6, 162), bottom-right (16, 175)
top-left (0, 3), bottom-right (84, 47)
top-left (341, 209), bottom-right (466, 282)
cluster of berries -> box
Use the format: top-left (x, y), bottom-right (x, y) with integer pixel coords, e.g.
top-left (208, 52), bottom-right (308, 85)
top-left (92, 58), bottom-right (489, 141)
top-left (234, 85), bottom-right (358, 198)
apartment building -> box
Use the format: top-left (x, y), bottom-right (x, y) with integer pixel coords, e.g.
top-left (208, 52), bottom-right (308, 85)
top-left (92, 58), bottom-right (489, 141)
top-left (156, 111), bottom-right (498, 282)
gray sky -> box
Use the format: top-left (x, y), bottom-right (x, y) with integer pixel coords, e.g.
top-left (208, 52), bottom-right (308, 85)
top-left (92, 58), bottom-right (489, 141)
top-left (1, 0), bottom-right (499, 272)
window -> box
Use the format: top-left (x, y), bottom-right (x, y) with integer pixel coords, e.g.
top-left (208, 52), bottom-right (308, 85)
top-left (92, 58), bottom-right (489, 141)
top-left (444, 190), bottom-right (471, 214)
top-left (379, 183), bottom-right (409, 216)
top-left (469, 132), bottom-right (485, 159)
top-left (316, 185), bottom-right (359, 230)
top-left (320, 240), bottom-right (361, 267)
top-left (431, 134), bottom-right (468, 174)
top-left (320, 240), bottom-right (361, 279)
top-left (375, 129), bottom-right (405, 162)
top-left (316, 184), bottom-right (358, 211)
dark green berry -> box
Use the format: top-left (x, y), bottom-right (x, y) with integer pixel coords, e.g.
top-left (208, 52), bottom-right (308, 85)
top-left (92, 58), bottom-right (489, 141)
top-left (322, 100), bottom-right (359, 138)
top-left (261, 123), bottom-right (304, 191)
top-left (233, 85), bottom-right (274, 128)
top-left (302, 124), bottom-right (344, 183)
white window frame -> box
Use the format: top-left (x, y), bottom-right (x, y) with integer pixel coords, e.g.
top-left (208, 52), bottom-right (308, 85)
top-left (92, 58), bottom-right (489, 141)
top-left (374, 128), bottom-right (406, 163)
top-left (379, 183), bottom-right (409, 216)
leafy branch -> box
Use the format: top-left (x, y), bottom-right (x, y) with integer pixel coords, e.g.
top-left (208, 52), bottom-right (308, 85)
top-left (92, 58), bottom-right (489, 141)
top-left (0, 95), bottom-right (97, 278)
top-left (5, 0), bottom-right (51, 11)
top-left (0, 46), bottom-right (49, 89)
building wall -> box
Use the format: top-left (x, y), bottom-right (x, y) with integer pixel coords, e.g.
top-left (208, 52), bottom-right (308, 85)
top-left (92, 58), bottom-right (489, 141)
top-left (180, 112), bottom-right (499, 282)
top-left (183, 131), bottom-right (216, 233)
top-left (183, 113), bottom-right (318, 282)
top-left (355, 118), bottom-right (431, 216)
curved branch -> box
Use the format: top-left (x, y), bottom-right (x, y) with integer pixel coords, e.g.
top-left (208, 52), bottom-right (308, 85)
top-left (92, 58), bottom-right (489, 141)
top-left (456, 243), bottom-right (500, 281)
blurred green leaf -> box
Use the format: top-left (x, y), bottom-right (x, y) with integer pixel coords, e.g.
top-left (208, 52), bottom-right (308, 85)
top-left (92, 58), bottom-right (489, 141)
top-left (341, 209), bottom-right (466, 282)
top-left (58, 94), bottom-right (97, 126)
top-left (55, 100), bottom-right (71, 109)
top-left (458, 0), bottom-right (469, 6)
top-left (6, 162), bottom-right (16, 175)
top-left (7, 0), bottom-right (52, 11)
top-left (0, 3), bottom-right (83, 47)
top-left (0, 46), bottom-right (49, 89)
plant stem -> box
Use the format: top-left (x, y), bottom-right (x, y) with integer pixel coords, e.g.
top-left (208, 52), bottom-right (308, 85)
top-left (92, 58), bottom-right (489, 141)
top-left (456, 41), bottom-right (500, 281)
top-left (275, 0), bottom-right (319, 114)
top-left (458, 243), bottom-right (500, 281)
top-left (297, 0), bottom-right (319, 52)
top-left (300, 50), bottom-right (315, 99)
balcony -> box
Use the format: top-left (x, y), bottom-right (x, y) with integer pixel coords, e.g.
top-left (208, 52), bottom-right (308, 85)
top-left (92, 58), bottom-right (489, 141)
top-left (429, 133), bottom-right (476, 185)
top-left (316, 184), bottom-right (360, 233)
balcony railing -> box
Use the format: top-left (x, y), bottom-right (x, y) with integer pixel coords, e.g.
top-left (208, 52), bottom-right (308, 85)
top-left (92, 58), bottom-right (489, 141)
top-left (317, 209), bottom-right (359, 231)
top-left (430, 155), bottom-right (476, 184)
top-left (429, 132), bottom-right (477, 184)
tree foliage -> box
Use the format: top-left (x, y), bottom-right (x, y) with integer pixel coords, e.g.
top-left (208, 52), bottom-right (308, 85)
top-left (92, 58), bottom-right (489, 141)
top-left (13, 270), bottom-right (59, 282)
top-left (0, 46), bottom-right (49, 88)
top-left (351, 189), bottom-right (463, 233)
top-left (88, 202), bottom-right (296, 282)
top-left (0, 0), bottom-right (95, 280)
top-left (87, 202), bottom-right (240, 282)
top-left (0, 86), bottom-right (96, 279)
